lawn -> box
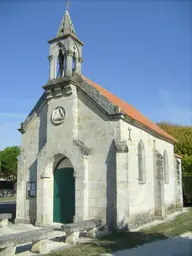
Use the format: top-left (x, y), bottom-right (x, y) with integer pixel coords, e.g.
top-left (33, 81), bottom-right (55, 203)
top-left (0, 196), bottom-right (16, 202)
top-left (49, 208), bottom-right (192, 256)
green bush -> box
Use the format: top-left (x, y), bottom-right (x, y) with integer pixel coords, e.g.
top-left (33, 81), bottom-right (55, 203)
top-left (182, 155), bottom-right (192, 204)
top-left (0, 146), bottom-right (20, 182)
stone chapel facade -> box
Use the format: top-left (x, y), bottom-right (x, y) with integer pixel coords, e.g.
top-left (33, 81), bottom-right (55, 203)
top-left (16, 9), bottom-right (183, 230)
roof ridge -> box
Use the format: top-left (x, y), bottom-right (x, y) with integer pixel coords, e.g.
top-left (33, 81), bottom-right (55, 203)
top-left (80, 74), bottom-right (177, 143)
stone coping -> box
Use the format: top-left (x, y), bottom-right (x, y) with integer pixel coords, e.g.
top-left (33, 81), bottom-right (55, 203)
top-left (0, 214), bottom-right (12, 220)
top-left (62, 219), bottom-right (103, 233)
top-left (0, 228), bottom-right (54, 248)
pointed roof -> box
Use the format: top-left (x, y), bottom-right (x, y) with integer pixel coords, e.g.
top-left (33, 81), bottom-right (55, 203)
top-left (81, 75), bottom-right (177, 143)
top-left (56, 10), bottom-right (76, 38)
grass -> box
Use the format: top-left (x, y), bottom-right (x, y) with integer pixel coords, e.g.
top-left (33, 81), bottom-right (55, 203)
top-left (141, 209), bottom-right (192, 236)
top-left (0, 196), bottom-right (16, 202)
top-left (49, 208), bottom-right (192, 256)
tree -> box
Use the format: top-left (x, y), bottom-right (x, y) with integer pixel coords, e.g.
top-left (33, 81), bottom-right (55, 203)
top-left (157, 122), bottom-right (192, 156)
top-left (0, 146), bottom-right (20, 183)
top-left (157, 122), bottom-right (192, 204)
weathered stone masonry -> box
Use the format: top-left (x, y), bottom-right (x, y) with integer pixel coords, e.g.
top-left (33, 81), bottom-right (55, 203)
top-left (16, 8), bottom-right (183, 230)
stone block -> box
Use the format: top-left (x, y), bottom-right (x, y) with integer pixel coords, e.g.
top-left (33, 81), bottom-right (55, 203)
top-left (0, 228), bottom-right (54, 248)
top-left (0, 246), bottom-right (16, 256)
top-left (89, 198), bottom-right (97, 207)
top-left (89, 207), bottom-right (105, 219)
top-left (89, 189), bottom-right (104, 198)
top-left (97, 231), bottom-right (112, 237)
top-left (99, 224), bottom-right (109, 232)
top-left (0, 220), bottom-right (8, 228)
top-left (86, 227), bottom-right (99, 238)
top-left (62, 219), bottom-right (103, 233)
top-left (31, 239), bottom-right (49, 254)
top-left (65, 232), bottom-right (79, 245)
top-left (128, 211), bottom-right (154, 229)
top-left (99, 254), bottom-right (113, 256)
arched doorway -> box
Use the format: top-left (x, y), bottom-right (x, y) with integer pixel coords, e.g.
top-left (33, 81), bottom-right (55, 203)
top-left (53, 157), bottom-right (75, 223)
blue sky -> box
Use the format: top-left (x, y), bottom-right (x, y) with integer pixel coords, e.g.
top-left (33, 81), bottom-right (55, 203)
top-left (0, 0), bottom-right (191, 149)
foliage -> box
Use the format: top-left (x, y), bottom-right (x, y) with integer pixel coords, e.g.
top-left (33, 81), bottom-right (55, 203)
top-left (157, 122), bottom-right (192, 204)
top-left (182, 155), bottom-right (192, 176)
top-left (182, 155), bottom-right (192, 204)
top-left (157, 122), bottom-right (192, 156)
top-left (0, 146), bottom-right (20, 182)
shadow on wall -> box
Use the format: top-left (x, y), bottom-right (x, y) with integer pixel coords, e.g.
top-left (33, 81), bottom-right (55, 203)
top-left (28, 103), bottom-right (48, 225)
top-left (29, 160), bottom-right (37, 225)
top-left (106, 140), bottom-right (117, 231)
top-left (38, 103), bottom-right (48, 152)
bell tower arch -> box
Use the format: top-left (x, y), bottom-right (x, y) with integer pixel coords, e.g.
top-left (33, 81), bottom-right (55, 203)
top-left (47, 9), bottom-right (84, 80)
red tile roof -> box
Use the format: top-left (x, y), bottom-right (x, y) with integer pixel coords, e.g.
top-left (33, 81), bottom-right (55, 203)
top-left (81, 75), bottom-right (177, 143)
top-left (174, 154), bottom-right (182, 159)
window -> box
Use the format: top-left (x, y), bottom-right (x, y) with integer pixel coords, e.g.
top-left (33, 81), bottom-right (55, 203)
top-left (138, 140), bottom-right (146, 184)
top-left (176, 159), bottom-right (181, 184)
top-left (56, 49), bottom-right (64, 77)
top-left (72, 54), bottom-right (76, 74)
top-left (163, 150), bottom-right (169, 184)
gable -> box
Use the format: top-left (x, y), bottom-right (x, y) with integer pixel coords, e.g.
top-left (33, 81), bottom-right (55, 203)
top-left (19, 74), bottom-right (176, 144)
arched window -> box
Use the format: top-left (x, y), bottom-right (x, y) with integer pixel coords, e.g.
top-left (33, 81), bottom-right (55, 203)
top-left (163, 150), bottom-right (169, 184)
top-left (72, 53), bottom-right (76, 74)
top-left (175, 158), bottom-right (181, 184)
top-left (138, 140), bottom-right (146, 184)
top-left (56, 49), bottom-right (64, 77)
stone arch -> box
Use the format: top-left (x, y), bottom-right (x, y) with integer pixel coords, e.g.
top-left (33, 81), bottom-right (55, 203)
top-left (163, 150), bottom-right (169, 184)
top-left (36, 146), bottom-right (89, 226)
top-left (53, 155), bottom-right (75, 223)
top-left (71, 43), bottom-right (80, 58)
top-left (71, 44), bottom-right (80, 73)
top-left (48, 149), bottom-right (79, 169)
top-left (55, 157), bottom-right (73, 169)
top-left (42, 151), bottom-right (76, 178)
top-left (138, 140), bottom-right (146, 183)
top-left (52, 43), bottom-right (66, 78)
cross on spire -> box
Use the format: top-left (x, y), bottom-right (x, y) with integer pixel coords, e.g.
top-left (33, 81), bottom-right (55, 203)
top-left (66, 0), bottom-right (70, 11)
top-left (56, 1), bottom-right (76, 38)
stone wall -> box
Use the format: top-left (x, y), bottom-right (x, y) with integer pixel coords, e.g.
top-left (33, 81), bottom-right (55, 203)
top-left (78, 90), bottom-right (120, 229)
top-left (120, 120), bottom-right (176, 228)
top-left (35, 83), bottom-right (85, 226)
top-left (16, 100), bottom-right (48, 224)
top-left (16, 78), bottom-right (180, 229)
top-left (175, 157), bottom-right (183, 209)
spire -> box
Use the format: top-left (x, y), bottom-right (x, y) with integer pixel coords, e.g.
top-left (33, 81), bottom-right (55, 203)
top-left (56, 9), bottom-right (76, 38)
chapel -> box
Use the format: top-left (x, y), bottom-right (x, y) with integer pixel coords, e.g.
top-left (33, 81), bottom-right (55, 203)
top-left (16, 6), bottom-right (183, 230)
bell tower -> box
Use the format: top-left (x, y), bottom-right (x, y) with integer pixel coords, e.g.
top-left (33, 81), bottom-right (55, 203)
top-left (47, 7), bottom-right (84, 80)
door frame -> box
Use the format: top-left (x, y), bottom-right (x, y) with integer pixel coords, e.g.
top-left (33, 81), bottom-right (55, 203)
top-left (53, 160), bottom-right (75, 223)
top-left (35, 150), bottom-right (89, 227)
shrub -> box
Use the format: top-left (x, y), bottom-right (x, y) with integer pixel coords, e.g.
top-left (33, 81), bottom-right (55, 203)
top-left (157, 122), bottom-right (192, 204)
top-left (182, 155), bottom-right (192, 204)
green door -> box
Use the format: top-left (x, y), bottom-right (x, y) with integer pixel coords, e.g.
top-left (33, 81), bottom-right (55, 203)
top-left (53, 168), bottom-right (75, 223)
